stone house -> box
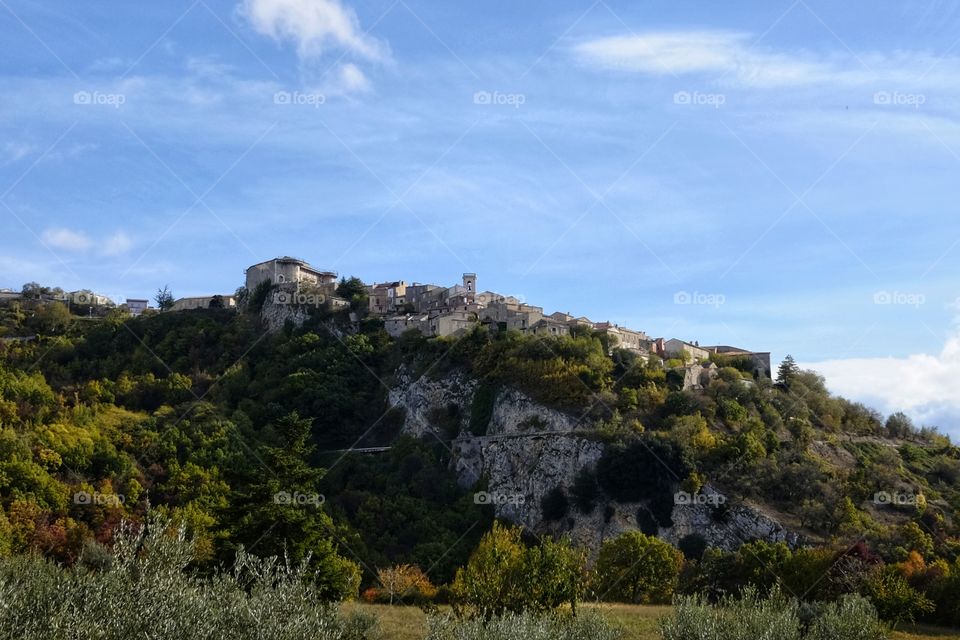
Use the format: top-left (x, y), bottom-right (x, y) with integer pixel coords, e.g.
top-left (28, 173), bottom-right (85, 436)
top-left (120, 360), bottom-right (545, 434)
top-left (245, 257), bottom-right (337, 291)
top-left (384, 313), bottom-right (429, 337)
top-left (171, 295), bottom-right (237, 311)
top-left (663, 338), bottom-right (711, 362)
top-left (704, 345), bottom-right (772, 379)
top-left (369, 281), bottom-right (407, 315)
top-left (593, 322), bottom-right (649, 352)
top-left (528, 317), bottom-right (570, 337)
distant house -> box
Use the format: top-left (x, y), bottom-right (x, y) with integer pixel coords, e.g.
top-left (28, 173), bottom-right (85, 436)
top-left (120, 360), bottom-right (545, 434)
top-left (593, 322), bottom-right (649, 352)
top-left (245, 257), bottom-right (337, 291)
top-left (126, 299), bottom-right (149, 316)
top-left (69, 290), bottom-right (114, 307)
top-left (703, 345), bottom-right (772, 379)
top-left (0, 289), bottom-right (21, 303)
top-left (171, 295), bottom-right (237, 312)
top-left (528, 317), bottom-right (570, 337)
top-left (369, 281), bottom-right (407, 315)
top-left (384, 313), bottom-right (429, 338)
top-left (663, 338), bottom-right (711, 362)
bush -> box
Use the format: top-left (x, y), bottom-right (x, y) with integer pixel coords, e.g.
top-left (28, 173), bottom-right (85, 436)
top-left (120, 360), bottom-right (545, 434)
top-left (425, 611), bottom-right (620, 640)
top-left (591, 532), bottom-right (683, 604)
top-left (661, 588), bottom-right (887, 640)
top-left (451, 522), bottom-right (585, 618)
top-left (0, 515), bottom-right (379, 640)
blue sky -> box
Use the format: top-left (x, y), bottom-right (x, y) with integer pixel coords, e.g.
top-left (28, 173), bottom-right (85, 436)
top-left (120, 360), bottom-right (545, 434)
top-left (2, 0), bottom-right (960, 435)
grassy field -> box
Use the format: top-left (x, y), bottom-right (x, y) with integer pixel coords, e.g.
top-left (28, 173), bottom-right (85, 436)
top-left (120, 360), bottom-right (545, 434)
top-left (342, 602), bottom-right (960, 640)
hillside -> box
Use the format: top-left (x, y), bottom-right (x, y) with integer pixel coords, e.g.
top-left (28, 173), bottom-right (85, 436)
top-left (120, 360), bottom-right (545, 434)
top-left (0, 289), bottom-right (959, 625)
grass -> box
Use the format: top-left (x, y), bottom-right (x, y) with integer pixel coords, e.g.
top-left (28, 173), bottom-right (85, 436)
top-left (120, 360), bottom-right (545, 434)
top-left (342, 602), bottom-right (960, 640)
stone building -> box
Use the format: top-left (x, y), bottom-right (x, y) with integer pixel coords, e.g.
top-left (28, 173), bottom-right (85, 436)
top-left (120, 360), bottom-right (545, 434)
top-left (662, 338), bottom-right (712, 362)
top-left (245, 257), bottom-right (337, 291)
top-left (171, 295), bottom-right (237, 311)
top-left (369, 281), bottom-right (407, 315)
top-left (704, 345), bottom-right (772, 379)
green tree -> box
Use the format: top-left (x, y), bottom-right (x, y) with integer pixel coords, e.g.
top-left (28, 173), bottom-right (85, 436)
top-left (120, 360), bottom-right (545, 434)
top-left (776, 355), bottom-right (800, 390)
top-left (32, 302), bottom-right (71, 334)
top-left (452, 522), bottom-right (585, 618)
top-left (227, 412), bottom-right (360, 600)
top-left (155, 285), bottom-right (174, 311)
top-left (336, 276), bottom-right (368, 311)
top-left (591, 531), bottom-right (683, 604)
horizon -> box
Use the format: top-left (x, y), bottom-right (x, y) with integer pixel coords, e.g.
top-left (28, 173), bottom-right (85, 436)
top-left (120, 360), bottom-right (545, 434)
top-left (2, 0), bottom-right (959, 437)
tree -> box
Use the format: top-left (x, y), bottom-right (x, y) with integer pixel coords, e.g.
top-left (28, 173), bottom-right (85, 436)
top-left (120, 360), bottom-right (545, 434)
top-left (336, 276), bottom-right (369, 312)
top-left (32, 302), bottom-right (72, 334)
top-left (226, 412), bottom-right (360, 600)
top-left (591, 531), bottom-right (683, 604)
top-left (155, 285), bottom-right (174, 311)
top-left (208, 295), bottom-right (225, 309)
top-left (376, 564), bottom-right (436, 604)
top-left (451, 522), bottom-right (585, 618)
top-left (886, 412), bottom-right (916, 439)
top-left (776, 355), bottom-right (800, 390)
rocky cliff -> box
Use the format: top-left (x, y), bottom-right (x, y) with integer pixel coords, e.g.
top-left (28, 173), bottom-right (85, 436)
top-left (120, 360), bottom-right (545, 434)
top-left (388, 368), bottom-right (796, 553)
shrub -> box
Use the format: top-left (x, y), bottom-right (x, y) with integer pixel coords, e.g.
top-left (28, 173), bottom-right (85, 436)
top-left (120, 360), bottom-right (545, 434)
top-left (0, 515), bottom-right (379, 640)
top-left (425, 611), bottom-right (620, 640)
top-left (808, 594), bottom-right (887, 640)
top-left (591, 531), bottom-right (683, 604)
top-left (660, 588), bottom-right (887, 640)
top-left (374, 564), bottom-right (437, 604)
top-left (451, 522), bottom-right (585, 618)
top-left (863, 565), bottom-right (934, 625)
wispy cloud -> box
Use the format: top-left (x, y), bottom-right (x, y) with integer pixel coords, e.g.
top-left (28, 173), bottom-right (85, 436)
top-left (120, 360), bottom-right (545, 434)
top-left (42, 227), bottom-right (92, 252)
top-left (573, 30), bottom-right (956, 89)
top-left (239, 0), bottom-right (388, 62)
top-left (40, 227), bottom-right (133, 256)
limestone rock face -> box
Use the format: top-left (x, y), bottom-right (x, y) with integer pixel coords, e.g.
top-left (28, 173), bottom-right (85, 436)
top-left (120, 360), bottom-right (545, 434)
top-left (661, 485), bottom-right (799, 551)
top-left (259, 297), bottom-right (310, 333)
top-left (388, 369), bottom-right (477, 438)
top-left (388, 369), bottom-right (798, 553)
top-left (487, 388), bottom-right (582, 435)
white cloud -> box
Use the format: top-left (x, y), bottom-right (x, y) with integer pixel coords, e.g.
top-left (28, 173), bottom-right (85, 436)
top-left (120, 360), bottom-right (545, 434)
top-left (104, 231), bottom-right (133, 256)
top-left (574, 30), bottom-right (954, 89)
top-left (240, 0), bottom-right (387, 62)
top-left (40, 227), bottom-right (132, 256)
top-left (3, 141), bottom-right (38, 165)
top-left (807, 318), bottom-right (960, 440)
top-left (42, 227), bottom-right (92, 252)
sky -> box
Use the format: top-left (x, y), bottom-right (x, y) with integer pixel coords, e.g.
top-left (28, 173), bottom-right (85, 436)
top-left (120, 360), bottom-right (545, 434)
top-left (1, 0), bottom-right (959, 437)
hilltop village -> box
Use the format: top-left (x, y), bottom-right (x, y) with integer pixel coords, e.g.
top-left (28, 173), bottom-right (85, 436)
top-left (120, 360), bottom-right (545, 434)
top-left (1, 255), bottom-right (772, 382)
top-left (244, 256), bottom-right (773, 382)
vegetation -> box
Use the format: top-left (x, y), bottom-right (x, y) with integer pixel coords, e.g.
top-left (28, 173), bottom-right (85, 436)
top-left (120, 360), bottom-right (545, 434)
top-left (1, 284), bottom-right (960, 634)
